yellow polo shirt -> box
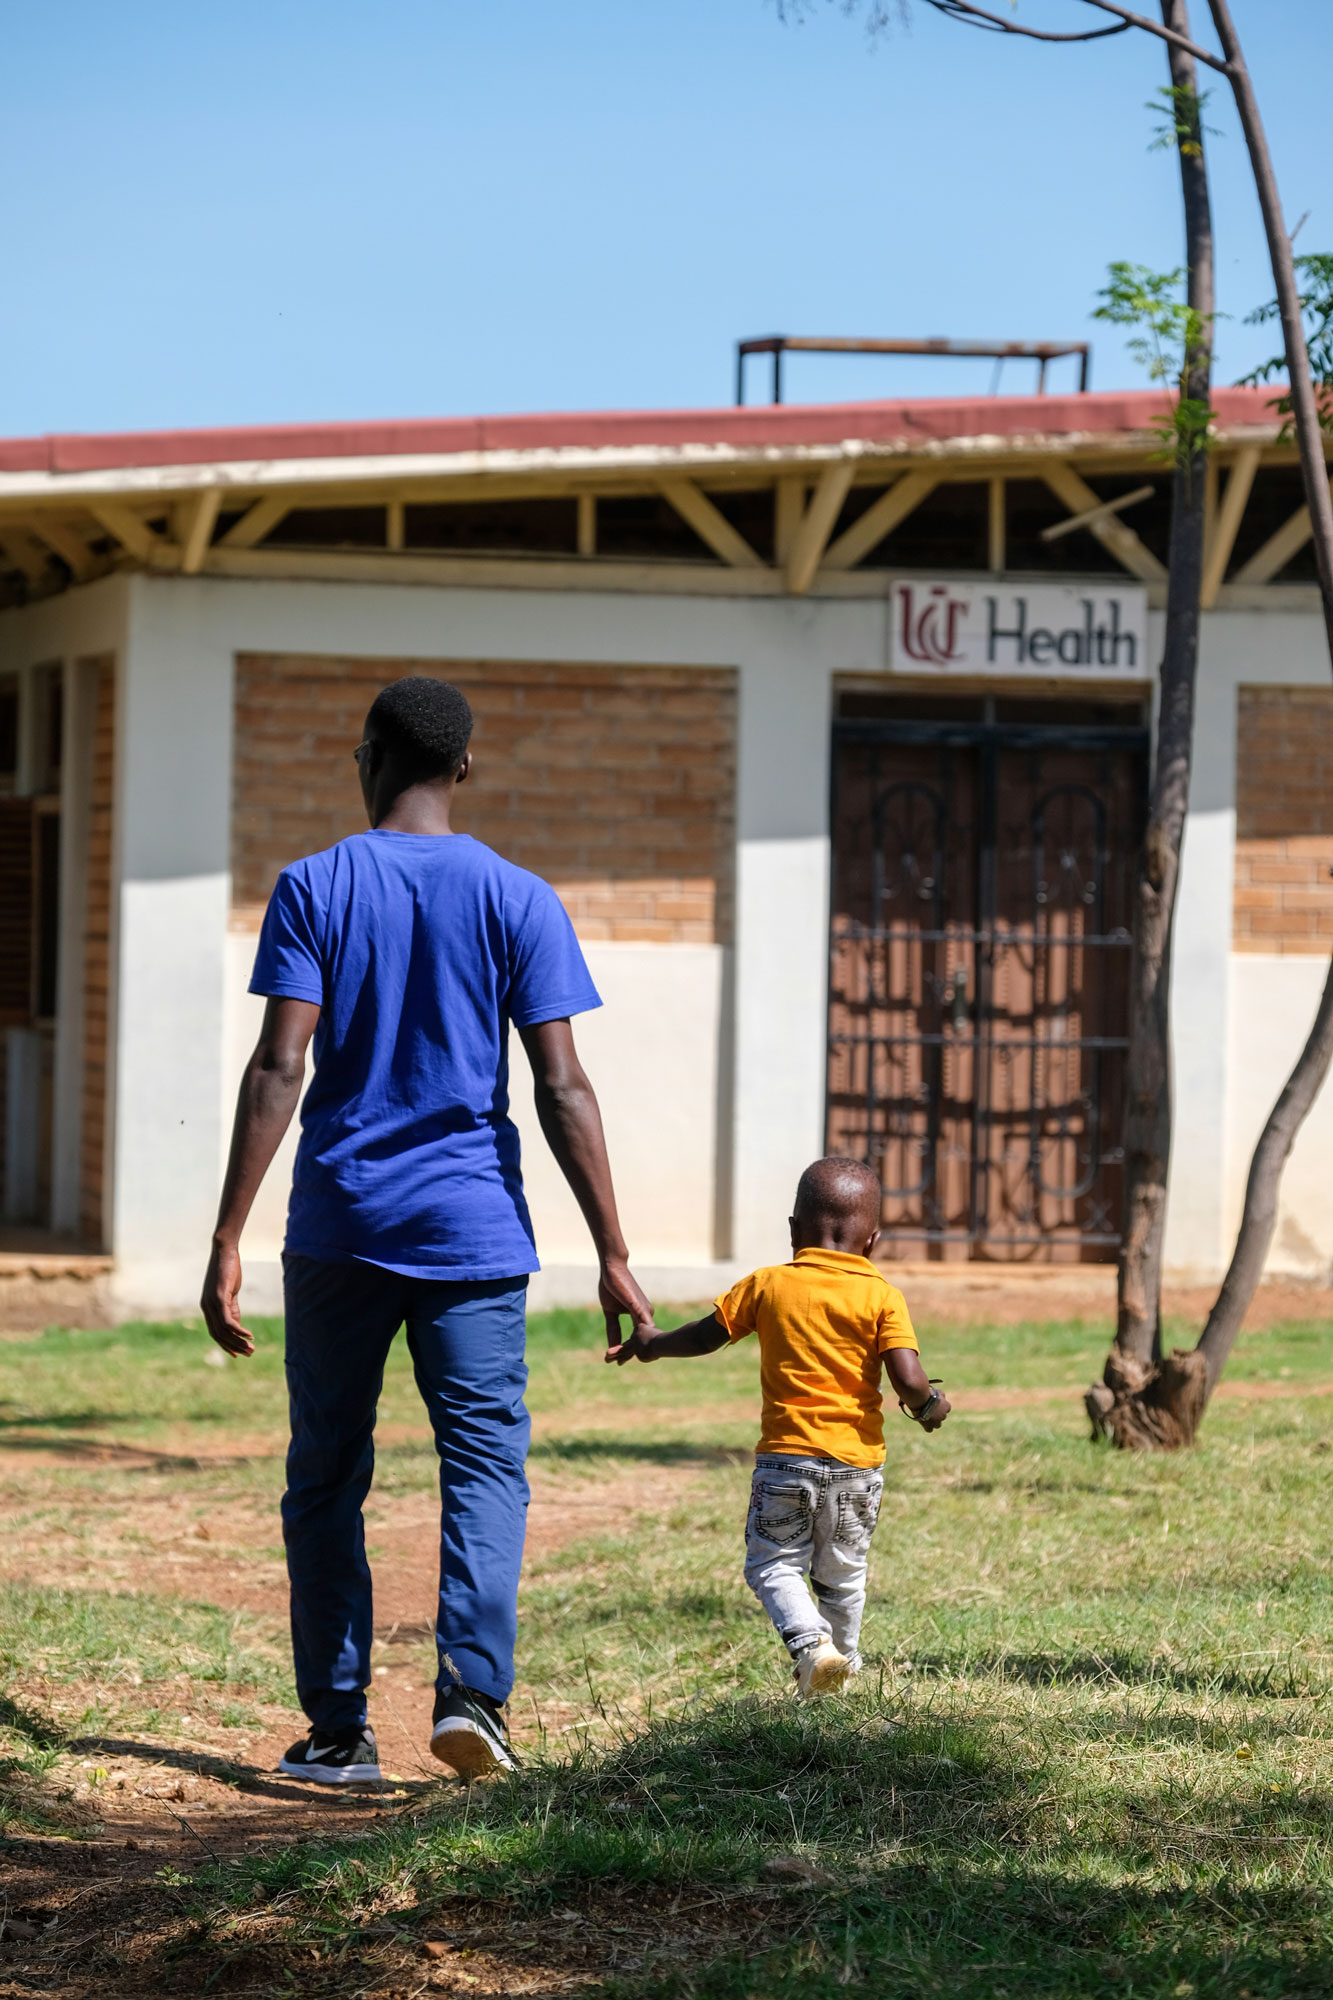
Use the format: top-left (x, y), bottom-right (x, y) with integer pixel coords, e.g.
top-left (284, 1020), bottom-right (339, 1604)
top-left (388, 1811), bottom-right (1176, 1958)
top-left (715, 1248), bottom-right (918, 1470)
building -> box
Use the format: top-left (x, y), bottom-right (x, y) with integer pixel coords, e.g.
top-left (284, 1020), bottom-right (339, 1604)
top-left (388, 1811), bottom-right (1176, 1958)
top-left (0, 383), bottom-right (1328, 1317)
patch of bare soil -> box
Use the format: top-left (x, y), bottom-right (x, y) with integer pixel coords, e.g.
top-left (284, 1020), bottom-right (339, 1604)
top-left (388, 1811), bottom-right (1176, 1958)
top-left (948, 1375), bottom-right (1333, 1413)
top-left (0, 1456), bottom-right (721, 1995)
top-left (878, 1266), bottom-right (1333, 1331)
top-left (1161, 1277), bottom-right (1333, 1332)
top-left (1, 1458), bottom-right (702, 1769)
top-left (0, 1858), bottom-right (783, 1997)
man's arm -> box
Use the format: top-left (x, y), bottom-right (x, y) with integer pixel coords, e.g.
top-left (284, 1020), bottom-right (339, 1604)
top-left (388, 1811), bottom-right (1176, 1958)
top-left (884, 1347), bottom-right (951, 1432)
top-left (606, 1309), bottom-right (730, 1365)
top-left (201, 996), bottom-right (319, 1358)
top-left (517, 1017), bottom-right (654, 1348)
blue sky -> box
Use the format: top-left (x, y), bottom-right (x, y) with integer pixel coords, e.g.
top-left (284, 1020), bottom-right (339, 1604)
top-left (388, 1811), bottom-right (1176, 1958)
top-left (1, 0), bottom-right (1328, 435)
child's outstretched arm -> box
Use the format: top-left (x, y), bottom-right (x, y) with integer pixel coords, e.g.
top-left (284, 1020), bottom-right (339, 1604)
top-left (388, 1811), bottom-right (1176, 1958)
top-left (884, 1347), bottom-right (951, 1432)
top-left (606, 1310), bottom-right (730, 1365)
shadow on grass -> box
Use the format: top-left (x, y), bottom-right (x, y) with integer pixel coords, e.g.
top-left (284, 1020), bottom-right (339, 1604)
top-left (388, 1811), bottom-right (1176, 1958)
top-left (529, 1438), bottom-right (752, 1469)
top-left (0, 1432), bottom-right (265, 1468)
top-left (0, 1406), bottom-right (142, 1431)
top-left (0, 1691), bottom-right (67, 1750)
top-left (151, 1693), bottom-right (1333, 1998)
top-left (904, 1648), bottom-right (1330, 1699)
top-left (65, 1730), bottom-right (438, 1806)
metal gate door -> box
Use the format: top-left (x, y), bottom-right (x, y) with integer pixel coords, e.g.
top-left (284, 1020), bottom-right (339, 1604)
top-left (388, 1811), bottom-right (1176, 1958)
top-left (827, 716), bottom-right (1148, 1262)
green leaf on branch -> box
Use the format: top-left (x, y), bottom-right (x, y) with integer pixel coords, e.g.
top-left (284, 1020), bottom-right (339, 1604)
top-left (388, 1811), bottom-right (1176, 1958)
top-left (1093, 262), bottom-right (1216, 473)
top-left (1146, 82), bottom-right (1218, 160)
top-left (1240, 251), bottom-right (1333, 437)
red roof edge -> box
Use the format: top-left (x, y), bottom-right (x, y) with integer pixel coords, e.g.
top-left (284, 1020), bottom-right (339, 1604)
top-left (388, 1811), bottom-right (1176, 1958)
top-left (0, 385), bottom-right (1284, 478)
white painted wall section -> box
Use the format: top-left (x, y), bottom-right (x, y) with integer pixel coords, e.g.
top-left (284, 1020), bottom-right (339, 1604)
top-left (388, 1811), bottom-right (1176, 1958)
top-left (8, 563), bottom-right (1327, 1309)
top-left (1227, 953), bottom-right (1333, 1274)
top-left (1166, 603), bottom-right (1333, 1281)
top-left (108, 577), bottom-right (233, 1312)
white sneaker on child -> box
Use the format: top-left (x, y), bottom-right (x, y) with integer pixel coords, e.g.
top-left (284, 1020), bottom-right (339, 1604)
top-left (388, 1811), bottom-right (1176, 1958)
top-left (794, 1640), bottom-right (851, 1698)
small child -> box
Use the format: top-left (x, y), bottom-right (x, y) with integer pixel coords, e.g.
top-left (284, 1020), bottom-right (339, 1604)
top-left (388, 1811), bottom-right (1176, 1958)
top-left (607, 1155), bottom-right (950, 1696)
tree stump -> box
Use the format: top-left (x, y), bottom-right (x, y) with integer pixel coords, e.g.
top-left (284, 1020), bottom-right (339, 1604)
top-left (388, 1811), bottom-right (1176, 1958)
top-left (1085, 1345), bottom-right (1208, 1451)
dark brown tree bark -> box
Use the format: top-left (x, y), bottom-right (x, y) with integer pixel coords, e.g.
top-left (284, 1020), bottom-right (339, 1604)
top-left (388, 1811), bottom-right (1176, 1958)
top-left (1085, 0), bottom-right (1214, 1448)
top-left (1098, 0), bottom-right (1333, 1444)
top-left (1179, 0), bottom-right (1333, 1404)
top-left (896, 0), bottom-right (1333, 1442)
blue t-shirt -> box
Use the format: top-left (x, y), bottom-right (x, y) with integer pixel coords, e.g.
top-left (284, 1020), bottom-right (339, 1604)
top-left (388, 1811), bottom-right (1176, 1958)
top-left (248, 830), bottom-right (601, 1280)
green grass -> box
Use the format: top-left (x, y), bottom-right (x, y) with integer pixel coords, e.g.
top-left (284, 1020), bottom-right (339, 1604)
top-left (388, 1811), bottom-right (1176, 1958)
top-left (3, 1305), bottom-right (1329, 1456)
top-left (0, 1580), bottom-right (292, 1706)
top-left (182, 1346), bottom-right (1333, 1998)
top-left (195, 1684), bottom-right (1333, 1998)
top-left (4, 1305), bottom-right (1333, 1990)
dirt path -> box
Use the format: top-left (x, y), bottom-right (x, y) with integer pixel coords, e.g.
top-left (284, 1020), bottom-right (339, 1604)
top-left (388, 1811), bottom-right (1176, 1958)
top-left (0, 1454), bottom-right (726, 1995)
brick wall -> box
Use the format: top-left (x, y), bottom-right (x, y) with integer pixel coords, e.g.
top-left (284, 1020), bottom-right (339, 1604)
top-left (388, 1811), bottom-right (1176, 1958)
top-left (1234, 685), bottom-right (1333, 954)
top-left (232, 656), bottom-right (736, 943)
top-left (80, 658), bottom-right (114, 1243)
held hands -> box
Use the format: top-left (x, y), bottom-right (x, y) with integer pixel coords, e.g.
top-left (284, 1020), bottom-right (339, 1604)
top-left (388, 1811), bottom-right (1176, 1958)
top-left (604, 1322), bottom-right (664, 1365)
top-left (598, 1255), bottom-right (656, 1363)
top-left (201, 1239), bottom-right (257, 1358)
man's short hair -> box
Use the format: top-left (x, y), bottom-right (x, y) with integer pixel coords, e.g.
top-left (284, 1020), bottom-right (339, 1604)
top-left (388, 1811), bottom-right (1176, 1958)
top-left (365, 677), bottom-right (473, 779)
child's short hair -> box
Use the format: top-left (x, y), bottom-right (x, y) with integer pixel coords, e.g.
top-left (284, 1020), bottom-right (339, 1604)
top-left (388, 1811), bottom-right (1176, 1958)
top-left (793, 1156), bottom-right (882, 1227)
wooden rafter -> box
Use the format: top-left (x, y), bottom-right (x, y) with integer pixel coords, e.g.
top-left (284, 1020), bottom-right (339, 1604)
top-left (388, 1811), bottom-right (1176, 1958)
top-left (1201, 446), bottom-right (1261, 608)
top-left (87, 500), bottom-right (170, 566)
top-left (1039, 484), bottom-right (1154, 544)
top-left (1231, 476), bottom-right (1333, 586)
top-left (786, 462), bottom-right (856, 595)
top-left (821, 471), bottom-right (939, 572)
top-left (1039, 461), bottom-right (1166, 582)
top-left (774, 476), bottom-right (805, 565)
top-left (218, 493), bottom-right (292, 551)
top-left (658, 478), bottom-right (765, 569)
top-left (32, 519), bottom-right (97, 582)
top-left (988, 475), bottom-right (1005, 575)
top-left (180, 488), bottom-right (222, 574)
top-left (0, 531), bottom-right (50, 587)
top-left (576, 493), bottom-right (595, 557)
top-left (386, 500), bottom-right (405, 551)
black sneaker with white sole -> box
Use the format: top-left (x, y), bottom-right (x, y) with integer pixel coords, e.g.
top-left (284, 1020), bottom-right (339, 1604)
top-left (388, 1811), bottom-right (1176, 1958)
top-left (430, 1684), bottom-right (516, 1779)
top-left (277, 1724), bottom-right (382, 1785)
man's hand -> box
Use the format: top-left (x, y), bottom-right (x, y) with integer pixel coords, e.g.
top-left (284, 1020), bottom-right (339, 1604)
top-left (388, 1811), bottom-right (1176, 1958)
top-left (202, 998), bottom-right (315, 1362)
top-left (599, 1255), bottom-right (655, 1355)
top-left (201, 1239), bottom-right (256, 1358)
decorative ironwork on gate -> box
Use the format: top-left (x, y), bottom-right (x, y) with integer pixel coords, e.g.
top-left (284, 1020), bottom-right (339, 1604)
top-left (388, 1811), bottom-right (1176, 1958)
top-left (827, 717), bottom-right (1149, 1260)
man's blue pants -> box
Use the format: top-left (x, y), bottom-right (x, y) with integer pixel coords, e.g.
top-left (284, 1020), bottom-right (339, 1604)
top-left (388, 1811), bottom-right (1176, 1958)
top-left (281, 1254), bottom-right (530, 1733)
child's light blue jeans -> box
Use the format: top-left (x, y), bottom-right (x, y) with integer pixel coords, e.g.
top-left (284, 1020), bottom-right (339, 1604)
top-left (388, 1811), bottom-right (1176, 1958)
top-left (744, 1452), bottom-right (884, 1663)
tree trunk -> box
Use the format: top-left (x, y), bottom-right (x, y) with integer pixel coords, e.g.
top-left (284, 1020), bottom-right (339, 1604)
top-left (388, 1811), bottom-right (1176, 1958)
top-left (1087, 0), bottom-right (1214, 1449)
top-left (1177, 1), bottom-right (1333, 1405)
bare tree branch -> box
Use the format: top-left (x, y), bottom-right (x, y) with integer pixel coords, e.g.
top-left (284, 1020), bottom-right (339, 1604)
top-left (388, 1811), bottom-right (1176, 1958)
top-left (924, 0), bottom-right (1229, 70)
top-left (1077, 0), bottom-right (1229, 66)
top-left (924, 0), bottom-right (1128, 38)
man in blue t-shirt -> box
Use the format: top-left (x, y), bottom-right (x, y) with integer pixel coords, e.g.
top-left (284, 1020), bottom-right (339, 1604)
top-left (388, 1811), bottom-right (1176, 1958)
top-left (201, 676), bottom-right (652, 1785)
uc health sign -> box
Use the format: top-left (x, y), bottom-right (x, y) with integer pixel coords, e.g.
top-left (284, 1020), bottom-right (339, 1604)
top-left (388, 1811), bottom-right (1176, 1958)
top-left (888, 579), bottom-right (1148, 677)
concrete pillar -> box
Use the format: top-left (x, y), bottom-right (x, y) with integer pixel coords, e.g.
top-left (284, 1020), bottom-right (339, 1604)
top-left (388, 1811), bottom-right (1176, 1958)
top-left (108, 576), bottom-right (233, 1312)
top-left (1163, 613), bottom-right (1235, 1278)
